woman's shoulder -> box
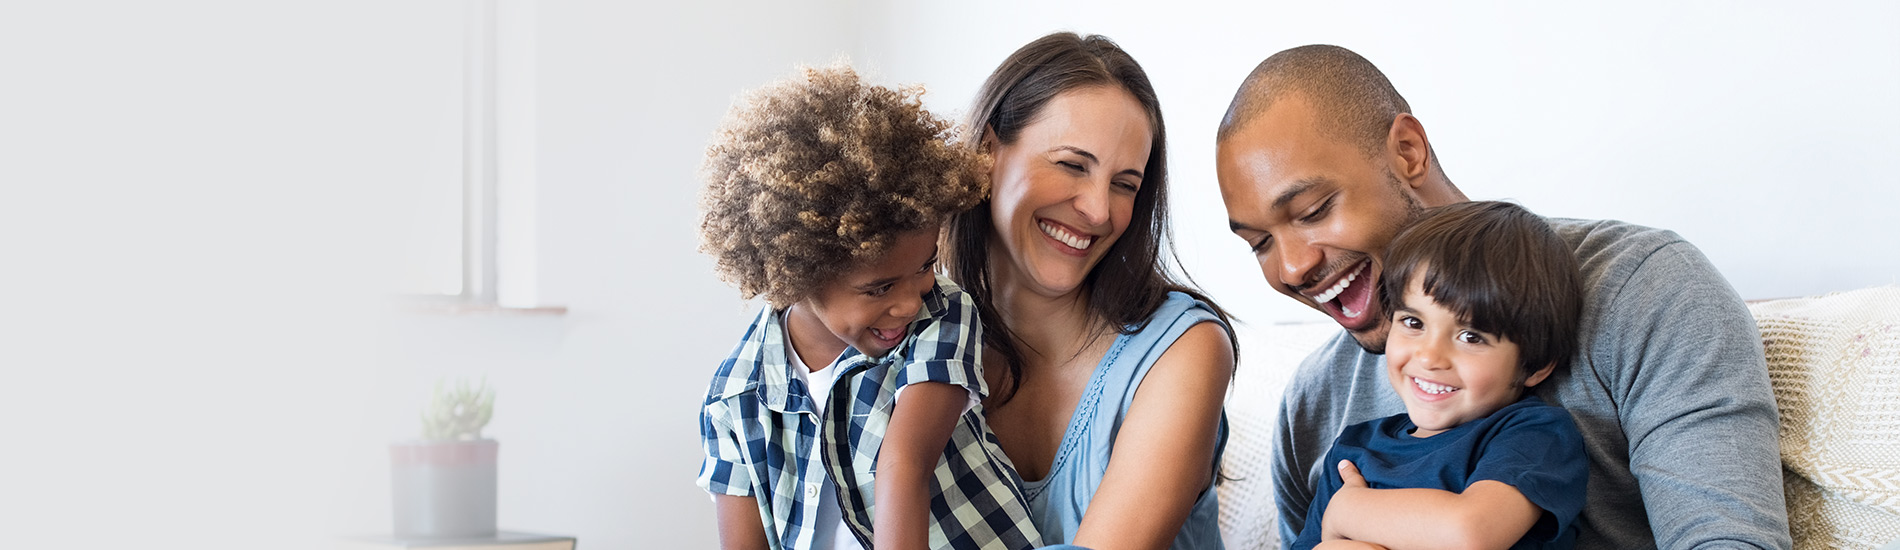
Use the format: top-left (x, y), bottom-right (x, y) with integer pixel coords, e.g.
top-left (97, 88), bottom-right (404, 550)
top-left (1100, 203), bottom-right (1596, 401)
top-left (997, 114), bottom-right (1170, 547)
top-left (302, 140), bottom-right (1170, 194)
top-left (1144, 290), bottom-right (1223, 328)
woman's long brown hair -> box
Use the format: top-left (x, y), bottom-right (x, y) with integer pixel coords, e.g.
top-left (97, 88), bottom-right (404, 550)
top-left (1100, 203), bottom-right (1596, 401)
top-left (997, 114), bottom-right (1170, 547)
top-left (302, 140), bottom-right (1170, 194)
top-left (946, 32), bottom-right (1237, 404)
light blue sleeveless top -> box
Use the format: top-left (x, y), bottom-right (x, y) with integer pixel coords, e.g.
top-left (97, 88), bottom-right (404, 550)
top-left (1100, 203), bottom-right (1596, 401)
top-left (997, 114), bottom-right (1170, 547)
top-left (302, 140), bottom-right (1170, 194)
top-left (1020, 292), bottom-right (1228, 549)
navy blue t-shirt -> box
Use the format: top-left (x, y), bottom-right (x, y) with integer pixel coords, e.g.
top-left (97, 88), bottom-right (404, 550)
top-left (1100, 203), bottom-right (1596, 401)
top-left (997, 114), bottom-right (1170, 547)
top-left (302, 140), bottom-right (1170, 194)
top-left (1289, 396), bottom-right (1587, 550)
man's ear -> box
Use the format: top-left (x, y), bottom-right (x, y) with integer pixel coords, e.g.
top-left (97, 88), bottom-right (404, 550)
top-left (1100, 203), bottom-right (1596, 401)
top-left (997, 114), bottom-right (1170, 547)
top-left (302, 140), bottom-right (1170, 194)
top-left (1522, 361), bottom-right (1557, 388)
top-left (1387, 113), bottom-right (1433, 184)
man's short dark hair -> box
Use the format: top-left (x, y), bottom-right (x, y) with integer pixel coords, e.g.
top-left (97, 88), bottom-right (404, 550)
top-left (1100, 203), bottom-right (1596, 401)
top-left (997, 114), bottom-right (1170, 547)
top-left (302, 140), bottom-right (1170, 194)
top-left (1218, 44), bottom-right (1410, 158)
top-left (1378, 201), bottom-right (1584, 381)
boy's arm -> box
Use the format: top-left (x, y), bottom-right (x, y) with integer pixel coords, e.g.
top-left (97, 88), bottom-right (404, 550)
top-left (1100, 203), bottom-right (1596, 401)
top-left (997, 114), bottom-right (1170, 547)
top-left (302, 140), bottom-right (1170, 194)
top-left (713, 494), bottom-right (771, 550)
top-left (874, 381), bottom-right (965, 550)
top-left (1320, 461), bottom-right (1541, 550)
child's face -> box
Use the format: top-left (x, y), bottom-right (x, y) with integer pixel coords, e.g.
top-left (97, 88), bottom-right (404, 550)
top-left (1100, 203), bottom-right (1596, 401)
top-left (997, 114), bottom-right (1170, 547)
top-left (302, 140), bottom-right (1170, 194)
top-left (1384, 275), bottom-right (1553, 437)
top-left (791, 228), bottom-right (941, 360)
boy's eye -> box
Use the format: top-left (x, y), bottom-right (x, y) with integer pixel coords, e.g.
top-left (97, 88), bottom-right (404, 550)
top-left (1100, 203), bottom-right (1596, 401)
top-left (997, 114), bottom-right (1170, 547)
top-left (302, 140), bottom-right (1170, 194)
top-left (866, 284), bottom-right (893, 297)
top-left (1397, 315), bottom-right (1422, 330)
top-left (1457, 330), bottom-right (1487, 345)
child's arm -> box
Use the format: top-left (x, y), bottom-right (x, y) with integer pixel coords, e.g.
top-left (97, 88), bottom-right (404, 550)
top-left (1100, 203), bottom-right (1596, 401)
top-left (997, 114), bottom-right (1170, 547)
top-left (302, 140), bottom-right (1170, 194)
top-left (873, 381), bottom-right (965, 550)
top-left (1319, 460), bottom-right (1543, 550)
top-left (1314, 541), bottom-right (1390, 550)
top-left (712, 494), bottom-right (770, 550)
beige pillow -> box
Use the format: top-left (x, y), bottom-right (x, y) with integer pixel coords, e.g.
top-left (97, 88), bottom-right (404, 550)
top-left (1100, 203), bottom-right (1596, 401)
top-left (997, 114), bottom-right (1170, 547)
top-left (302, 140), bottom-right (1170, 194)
top-left (1750, 286), bottom-right (1900, 550)
top-left (1218, 320), bottom-right (1343, 550)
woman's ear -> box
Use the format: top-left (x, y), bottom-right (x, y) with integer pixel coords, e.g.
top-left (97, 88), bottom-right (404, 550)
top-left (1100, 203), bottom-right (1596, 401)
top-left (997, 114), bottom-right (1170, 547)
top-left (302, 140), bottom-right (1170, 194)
top-left (1522, 362), bottom-right (1557, 388)
top-left (981, 125), bottom-right (999, 153)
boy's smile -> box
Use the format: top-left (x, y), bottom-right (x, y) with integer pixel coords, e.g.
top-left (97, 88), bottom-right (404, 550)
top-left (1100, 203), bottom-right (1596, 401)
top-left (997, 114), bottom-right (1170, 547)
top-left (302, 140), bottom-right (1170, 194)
top-left (785, 228), bottom-right (942, 365)
top-left (1384, 275), bottom-right (1553, 438)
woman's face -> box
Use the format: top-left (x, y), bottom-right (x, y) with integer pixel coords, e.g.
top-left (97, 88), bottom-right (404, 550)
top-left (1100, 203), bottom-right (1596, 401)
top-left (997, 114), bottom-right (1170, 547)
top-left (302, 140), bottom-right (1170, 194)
top-left (987, 85), bottom-right (1153, 299)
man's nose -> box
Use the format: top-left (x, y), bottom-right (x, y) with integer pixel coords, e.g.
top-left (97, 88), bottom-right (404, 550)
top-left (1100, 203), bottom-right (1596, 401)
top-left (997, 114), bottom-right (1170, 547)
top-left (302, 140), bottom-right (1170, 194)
top-left (1275, 234), bottom-right (1323, 291)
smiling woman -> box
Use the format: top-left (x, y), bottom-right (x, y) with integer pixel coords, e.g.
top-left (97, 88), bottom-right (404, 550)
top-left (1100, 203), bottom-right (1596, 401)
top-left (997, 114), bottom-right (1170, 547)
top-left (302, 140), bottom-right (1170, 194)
top-left (944, 32), bottom-right (1239, 550)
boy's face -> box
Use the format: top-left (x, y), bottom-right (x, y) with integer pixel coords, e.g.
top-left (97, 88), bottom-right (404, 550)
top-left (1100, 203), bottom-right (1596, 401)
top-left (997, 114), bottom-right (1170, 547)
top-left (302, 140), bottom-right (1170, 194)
top-left (1384, 274), bottom-right (1553, 437)
top-left (790, 228), bottom-right (941, 361)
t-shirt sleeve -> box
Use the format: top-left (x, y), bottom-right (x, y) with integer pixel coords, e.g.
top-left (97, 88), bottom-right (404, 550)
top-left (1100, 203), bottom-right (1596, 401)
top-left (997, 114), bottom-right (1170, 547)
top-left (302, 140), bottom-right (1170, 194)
top-left (695, 398), bottom-right (755, 496)
top-left (893, 285), bottom-right (986, 400)
top-left (1467, 405), bottom-right (1588, 542)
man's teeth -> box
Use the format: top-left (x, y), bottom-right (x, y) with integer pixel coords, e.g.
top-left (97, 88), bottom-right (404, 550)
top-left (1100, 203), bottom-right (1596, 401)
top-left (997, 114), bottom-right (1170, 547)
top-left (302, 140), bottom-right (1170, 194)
top-left (1039, 221), bottom-right (1094, 250)
top-left (1413, 377), bottom-right (1459, 395)
top-left (1313, 268), bottom-right (1359, 304)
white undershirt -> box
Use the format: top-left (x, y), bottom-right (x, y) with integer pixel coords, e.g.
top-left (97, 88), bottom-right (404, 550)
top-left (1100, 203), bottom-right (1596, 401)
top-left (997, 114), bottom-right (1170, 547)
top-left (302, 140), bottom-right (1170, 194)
top-left (784, 318), bottom-right (867, 550)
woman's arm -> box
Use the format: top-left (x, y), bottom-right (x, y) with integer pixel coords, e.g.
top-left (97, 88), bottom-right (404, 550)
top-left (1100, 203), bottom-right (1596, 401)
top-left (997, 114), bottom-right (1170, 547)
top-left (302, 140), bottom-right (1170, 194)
top-left (712, 494), bottom-right (771, 550)
top-left (1070, 322), bottom-right (1234, 550)
top-left (1320, 461), bottom-right (1542, 550)
top-left (874, 381), bottom-right (966, 550)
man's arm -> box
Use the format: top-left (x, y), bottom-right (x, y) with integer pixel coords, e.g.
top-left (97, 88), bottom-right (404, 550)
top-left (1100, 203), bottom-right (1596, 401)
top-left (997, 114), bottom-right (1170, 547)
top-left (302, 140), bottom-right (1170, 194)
top-left (1271, 385), bottom-right (1316, 546)
top-left (1319, 461), bottom-right (1542, 550)
top-left (1607, 242), bottom-right (1789, 549)
top-left (874, 381), bottom-right (965, 550)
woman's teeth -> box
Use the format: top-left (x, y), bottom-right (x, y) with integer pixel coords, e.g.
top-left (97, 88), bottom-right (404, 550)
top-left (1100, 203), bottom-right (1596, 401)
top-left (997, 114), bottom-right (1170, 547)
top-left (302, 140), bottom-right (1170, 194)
top-left (1039, 221), bottom-right (1093, 250)
top-left (1313, 267), bottom-right (1359, 304)
top-left (1413, 377), bottom-right (1459, 395)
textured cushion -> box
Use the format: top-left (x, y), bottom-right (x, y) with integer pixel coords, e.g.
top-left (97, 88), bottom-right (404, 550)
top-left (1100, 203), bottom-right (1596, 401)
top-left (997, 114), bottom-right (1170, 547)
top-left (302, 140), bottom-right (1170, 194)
top-left (1750, 286), bottom-right (1900, 550)
top-left (1218, 320), bottom-right (1342, 550)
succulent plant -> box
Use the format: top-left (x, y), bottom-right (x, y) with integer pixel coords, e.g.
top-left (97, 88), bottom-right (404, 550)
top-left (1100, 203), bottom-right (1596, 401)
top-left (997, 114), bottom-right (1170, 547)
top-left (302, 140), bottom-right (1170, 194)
top-left (421, 377), bottom-right (495, 441)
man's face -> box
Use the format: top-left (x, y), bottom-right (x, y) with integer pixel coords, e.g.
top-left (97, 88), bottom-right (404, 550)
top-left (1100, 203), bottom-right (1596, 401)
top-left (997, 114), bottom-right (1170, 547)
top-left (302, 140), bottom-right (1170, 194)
top-left (1216, 94), bottom-right (1423, 353)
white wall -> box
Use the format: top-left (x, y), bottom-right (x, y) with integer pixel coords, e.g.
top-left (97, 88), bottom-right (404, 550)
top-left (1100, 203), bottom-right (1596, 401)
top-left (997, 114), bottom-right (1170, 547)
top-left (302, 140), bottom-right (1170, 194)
top-left (7, 2), bottom-right (1895, 549)
top-left (337, 2), bottom-right (873, 549)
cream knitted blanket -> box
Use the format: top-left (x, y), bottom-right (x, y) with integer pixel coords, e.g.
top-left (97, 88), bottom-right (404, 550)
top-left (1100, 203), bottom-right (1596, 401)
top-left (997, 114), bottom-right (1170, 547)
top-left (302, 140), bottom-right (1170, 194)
top-left (1751, 286), bottom-right (1900, 550)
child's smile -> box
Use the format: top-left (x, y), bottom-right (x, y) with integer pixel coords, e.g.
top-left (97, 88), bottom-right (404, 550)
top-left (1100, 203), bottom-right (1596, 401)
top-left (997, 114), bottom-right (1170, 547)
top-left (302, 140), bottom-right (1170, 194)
top-left (1384, 275), bottom-right (1553, 438)
top-left (786, 228), bottom-right (942, 364)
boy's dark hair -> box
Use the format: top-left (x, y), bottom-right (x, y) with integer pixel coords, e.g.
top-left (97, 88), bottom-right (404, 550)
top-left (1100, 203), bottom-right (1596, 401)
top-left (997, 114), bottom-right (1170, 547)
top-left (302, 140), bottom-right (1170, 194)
top-left (1378, 201), bottom-right (1583, 382)
top-left (697, 64), bottom-right (987, 307)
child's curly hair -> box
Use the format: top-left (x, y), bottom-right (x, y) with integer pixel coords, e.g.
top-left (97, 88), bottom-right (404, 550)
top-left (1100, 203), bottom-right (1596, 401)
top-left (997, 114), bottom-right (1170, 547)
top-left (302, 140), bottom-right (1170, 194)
top-left (698, 64), bottom-right (987, 307)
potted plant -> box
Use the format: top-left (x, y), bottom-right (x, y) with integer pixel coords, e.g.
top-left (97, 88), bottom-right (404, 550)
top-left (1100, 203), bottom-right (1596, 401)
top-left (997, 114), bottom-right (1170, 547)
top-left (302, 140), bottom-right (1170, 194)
top-left (389, 377), bottom-right (498, 538)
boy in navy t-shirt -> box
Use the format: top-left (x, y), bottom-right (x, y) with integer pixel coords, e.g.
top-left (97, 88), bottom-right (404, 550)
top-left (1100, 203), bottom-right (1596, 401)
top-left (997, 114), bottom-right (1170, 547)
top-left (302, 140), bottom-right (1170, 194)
top-left (1291, 201), bottom-right (1589, 550)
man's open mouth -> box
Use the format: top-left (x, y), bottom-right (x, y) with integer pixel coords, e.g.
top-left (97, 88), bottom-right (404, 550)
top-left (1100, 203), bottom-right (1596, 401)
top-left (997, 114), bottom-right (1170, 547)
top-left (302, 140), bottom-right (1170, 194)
top-left (1314, 261), bottom-right (1377, 324)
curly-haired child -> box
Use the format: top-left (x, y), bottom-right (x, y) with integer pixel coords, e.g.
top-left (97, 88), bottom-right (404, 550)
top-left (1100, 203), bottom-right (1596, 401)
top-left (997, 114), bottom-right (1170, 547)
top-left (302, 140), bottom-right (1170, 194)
top-left (1292, 201), bottom-right (1590, 550)
top-left (694, 64), bottom-right (1041, 550)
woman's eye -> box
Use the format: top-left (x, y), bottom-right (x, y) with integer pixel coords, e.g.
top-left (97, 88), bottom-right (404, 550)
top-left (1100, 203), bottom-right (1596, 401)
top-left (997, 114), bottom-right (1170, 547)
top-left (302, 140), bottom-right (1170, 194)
top-left (1112, 179), bottom-right (1140, 193)
top-left (1056, 160), bottom-right (1084, 172)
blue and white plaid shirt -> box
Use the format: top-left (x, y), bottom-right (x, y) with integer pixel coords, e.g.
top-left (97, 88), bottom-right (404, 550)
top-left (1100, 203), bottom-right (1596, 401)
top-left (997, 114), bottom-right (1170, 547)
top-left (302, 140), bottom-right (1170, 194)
top-left (697, 275), bottom-right (1041, 550)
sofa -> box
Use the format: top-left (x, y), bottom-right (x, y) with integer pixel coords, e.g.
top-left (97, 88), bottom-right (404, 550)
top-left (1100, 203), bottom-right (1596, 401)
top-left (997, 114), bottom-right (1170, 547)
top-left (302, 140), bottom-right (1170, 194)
top-left (1216, 285), bottom-right (1900, 550)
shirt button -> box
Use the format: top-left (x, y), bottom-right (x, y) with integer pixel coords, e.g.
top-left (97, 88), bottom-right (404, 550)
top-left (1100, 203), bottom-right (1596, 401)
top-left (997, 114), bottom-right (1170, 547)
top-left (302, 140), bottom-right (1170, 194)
top-left (805, 482), bottom-right (820, 499)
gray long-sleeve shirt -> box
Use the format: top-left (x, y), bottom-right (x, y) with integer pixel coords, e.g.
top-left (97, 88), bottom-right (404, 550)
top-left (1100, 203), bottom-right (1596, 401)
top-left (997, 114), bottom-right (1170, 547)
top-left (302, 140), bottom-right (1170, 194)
top-left (1270, 218), bottom-right (1792, 550)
